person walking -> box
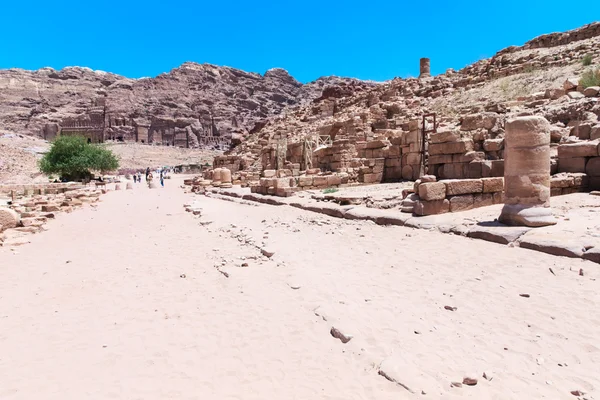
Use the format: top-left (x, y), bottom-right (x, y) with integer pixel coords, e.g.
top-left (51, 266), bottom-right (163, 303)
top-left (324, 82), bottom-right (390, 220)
top-left (133, 174), bottom-right (137, 184)
top-left (160, 170), bottom-right (165, 187)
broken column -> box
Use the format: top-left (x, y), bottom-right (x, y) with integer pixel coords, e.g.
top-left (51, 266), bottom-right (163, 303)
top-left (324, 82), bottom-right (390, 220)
top-left (220, 168), bottom-right (232, 188)
top-left (499, 116), bottom-right (556, 227)
top-left (419, 58), bottom-right (431, 78)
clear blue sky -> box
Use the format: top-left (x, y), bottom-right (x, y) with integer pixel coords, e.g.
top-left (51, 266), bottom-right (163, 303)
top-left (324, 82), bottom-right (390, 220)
top-left (0, 0), bottom-right (597, 83)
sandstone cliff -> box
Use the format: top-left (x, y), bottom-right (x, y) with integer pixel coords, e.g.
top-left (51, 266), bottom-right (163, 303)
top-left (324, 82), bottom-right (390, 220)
top-left (0, 62), bottom-right (372, 147)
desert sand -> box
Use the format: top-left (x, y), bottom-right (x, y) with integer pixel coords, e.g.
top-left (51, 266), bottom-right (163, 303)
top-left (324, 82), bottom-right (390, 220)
top-left (0, 176), bottom-right (598, 399)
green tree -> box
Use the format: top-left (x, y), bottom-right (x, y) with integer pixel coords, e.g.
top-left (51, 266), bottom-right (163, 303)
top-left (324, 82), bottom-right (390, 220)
top-left (39, 136), bottom-right (119, 181)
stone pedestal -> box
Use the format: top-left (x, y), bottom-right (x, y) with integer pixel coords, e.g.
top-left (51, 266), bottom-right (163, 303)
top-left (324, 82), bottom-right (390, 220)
top-left (126, 182), bottom-right (133, 190)
top-left (220, 168), bottom-right (232, 188)
top-left (115, 184), bottom-right (121, 191)
top-left (419, 58), bottom-right (431, 78)
top-left (212, 168), bottom-right (222, 187)
top-left (499, 116), bottom-right (556, 227)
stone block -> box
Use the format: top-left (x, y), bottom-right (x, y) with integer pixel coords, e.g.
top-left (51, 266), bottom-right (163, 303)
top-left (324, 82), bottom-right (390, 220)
top-left (482, 177), bottom-right (504, 193)
top-left (401, 165), bottom-right (413, 180)
top-left (483, 138), bottom-right (504, 151)
top-left (428, 154), bottom-right (453, 165)
top-left (429, 139), bottom-right (474, 155)
top-left (449, 195), bottom-right (474, 212)
top-left (327, 175), bottom-right (342, 186)
top-left (467, 161), bottom-right (483, 178)
top-left (461, 114), bottom-right (485, 131)
top-left (473, 193), bottom-right (494, 208)
top-left (453, 151), bottom-right (485, 163)
top-left (557, 141), bottom-right (599, 158)
top-left (366, 140), bottom-right (390, 149)
top-left (585, 157), bottom-right (600, 176)
top-left (444, 179), bottom-right (483, 195)
top-left (493, 191), bottom-right (504, 204)
top-left (404, 153), bottom-right (422, 165)
top-left (439, 163), bottom-right (468, 179)
top-left (591, 125), bottom-right (600, 141)
top-left (558, 157), bottom-right (587, 173)
top-left (430, 130), bottom-right (460, 143)
top-left (418, 182), bottom-right (446, 201)
top-left (298, 176), bottom-right (313, 187)
top-left (413, 199), bottom-right (450, 216)
top-left (313, 176), bottom-right (328, 187)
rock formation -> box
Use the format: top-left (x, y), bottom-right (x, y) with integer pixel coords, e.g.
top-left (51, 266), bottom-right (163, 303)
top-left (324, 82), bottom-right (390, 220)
top-left (0, 63), bottom-right (373, 149)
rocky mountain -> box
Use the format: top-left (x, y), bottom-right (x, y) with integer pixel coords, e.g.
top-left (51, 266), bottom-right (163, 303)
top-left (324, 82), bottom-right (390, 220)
top-left (0, 62), bottom-right (375, 147)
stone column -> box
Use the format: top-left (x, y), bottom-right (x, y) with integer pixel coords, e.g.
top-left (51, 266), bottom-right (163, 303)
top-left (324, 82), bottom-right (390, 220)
top-left (499, 116), bottom-right (556, 227)
top-left (419, 58), bottom-right (431, 78)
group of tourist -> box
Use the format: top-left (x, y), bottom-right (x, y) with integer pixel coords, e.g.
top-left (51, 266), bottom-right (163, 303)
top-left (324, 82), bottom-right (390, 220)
top-left (131, 167), bottom-right (168, 188)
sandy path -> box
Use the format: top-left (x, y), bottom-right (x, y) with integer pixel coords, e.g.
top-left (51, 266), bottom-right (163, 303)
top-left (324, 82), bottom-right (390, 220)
top-left (0, 177), bottom-right (599, 399)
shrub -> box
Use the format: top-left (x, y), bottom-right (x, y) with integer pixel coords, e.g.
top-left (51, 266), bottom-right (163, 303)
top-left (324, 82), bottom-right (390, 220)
top-left (579, 68), bottom-right (600, 88)
top-left (323, 188), bottom-right (338, 194)
top-left (39, 136), bottom-right (119, 181)
top-left (582, 54), bottom-right (593, 66)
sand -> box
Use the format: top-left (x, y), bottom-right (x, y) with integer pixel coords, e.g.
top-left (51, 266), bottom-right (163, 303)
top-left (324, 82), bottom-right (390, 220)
top-left (0, 176), bottom-right (599, 399)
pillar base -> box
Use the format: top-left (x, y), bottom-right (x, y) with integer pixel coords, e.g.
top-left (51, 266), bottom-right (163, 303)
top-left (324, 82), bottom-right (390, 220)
top-left (498, 204), bottom-right (557, 227)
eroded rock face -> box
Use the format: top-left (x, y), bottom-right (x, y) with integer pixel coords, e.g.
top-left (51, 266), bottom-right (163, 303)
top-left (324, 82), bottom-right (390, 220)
top-left (0, 63), bottom-right (367, 149)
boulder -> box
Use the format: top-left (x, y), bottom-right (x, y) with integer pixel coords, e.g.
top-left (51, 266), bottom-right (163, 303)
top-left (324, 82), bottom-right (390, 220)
top-left (0, 208), bottom-right (20, 231)
top-left (563, 77), bottom-right (579, 91)
top-left (584, 86), bottom-right (600, 97)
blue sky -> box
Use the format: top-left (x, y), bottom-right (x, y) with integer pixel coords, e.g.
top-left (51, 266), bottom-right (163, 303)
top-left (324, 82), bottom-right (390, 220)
top-left (0, 0), bottom-right (597, 83)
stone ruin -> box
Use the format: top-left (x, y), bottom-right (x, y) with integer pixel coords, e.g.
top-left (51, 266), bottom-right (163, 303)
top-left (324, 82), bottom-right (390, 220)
top-left (40, 96), bottom-right (229, 149)
top-left (0, 183), bottom-right (106, 247)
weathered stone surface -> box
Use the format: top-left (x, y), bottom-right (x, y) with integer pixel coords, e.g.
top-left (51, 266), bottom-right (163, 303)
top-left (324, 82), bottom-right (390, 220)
top-left (582, 247), bottom-right (600, 263)
top-left (0, 64), bottom-right (373, 147)
top-left (444, 179), bottom-right (483, 195)
top-left (449, 194), bottom-right (474, 212)
top-left (467, 223), bottom-right (531, 244)
top-left (519, 234), bottom-right (585, 258)
top-left (563, 77), bottom-right (579, 91)
top-left (414, 199), bottom-right (450, 216)
top-left (418, 182), bottom-right (446, 201)
top-left (0, 207), bottom-right (20, 231)
top-left (483, 138), bottom-right (504, 151)
top-left (482, 177), bottom-right (504, 193)
top-left (429, 139), bottom-right (474, 155)
top-left (558, 157), bottom-right (587, 173)
top-left (557, 141), bottom-right (599, 158)
top-left (500, 116), bottom-right (555, 227)
top-left (586, 157), bottom-right (600, 176)
top-left (584, 86), bottom-right (600, 97)
top-left (430, 130), bottom-right (460, 143)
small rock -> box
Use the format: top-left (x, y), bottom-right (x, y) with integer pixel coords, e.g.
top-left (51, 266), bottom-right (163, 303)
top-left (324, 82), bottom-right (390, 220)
top-left (482, 372), bottom-right (492, 381)
top-left (180, 274), bottom-right (186, 278)
top-left (444, 305), bottom-right (457, 311)
top-left (330, 327), bottom-right (353, 343)
top-left (571, 390), bottom-right (584, 396)
top-left (451, 382), bottom-right (463, 388)
top-left (520, 293), bottom-right (530, 298)
top-left (241, 263), bottom-right (249, 267)
top-left (579, 268), bottom-right (584, 276)
top-left (462, 375), bottom-right (478, 386)
top-left (261, 247), bottom-right (275, 258)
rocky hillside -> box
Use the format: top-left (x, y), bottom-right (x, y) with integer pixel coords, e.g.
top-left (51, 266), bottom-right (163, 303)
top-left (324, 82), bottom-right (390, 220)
top-left (227, 22), bottom-right (600, 168)
top-left (0, 62), bottom-right (374, 144)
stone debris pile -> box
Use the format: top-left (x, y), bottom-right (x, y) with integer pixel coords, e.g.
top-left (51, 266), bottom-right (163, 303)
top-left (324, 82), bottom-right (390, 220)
top-left (0, 187), bottom-right (104, 246)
